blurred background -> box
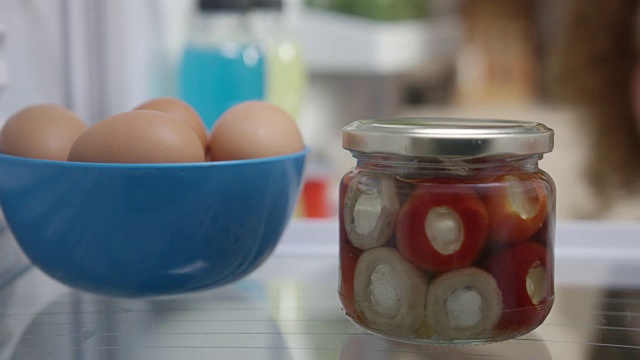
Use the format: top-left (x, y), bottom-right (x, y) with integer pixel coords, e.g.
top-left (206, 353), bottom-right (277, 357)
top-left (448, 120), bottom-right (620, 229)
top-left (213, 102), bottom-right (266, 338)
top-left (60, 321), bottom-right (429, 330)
top-left (1, 0), bottom-right (640, 221)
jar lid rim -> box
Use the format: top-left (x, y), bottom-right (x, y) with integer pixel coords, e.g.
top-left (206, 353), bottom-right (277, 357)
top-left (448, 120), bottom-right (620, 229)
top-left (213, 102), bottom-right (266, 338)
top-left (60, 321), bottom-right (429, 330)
top-left (342, 118), bottom-right (554, 157)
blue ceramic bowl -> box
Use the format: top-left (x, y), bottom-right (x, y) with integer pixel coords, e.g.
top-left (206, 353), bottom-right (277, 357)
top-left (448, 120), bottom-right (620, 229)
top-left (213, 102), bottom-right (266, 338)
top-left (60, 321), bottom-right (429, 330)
top-left (0, 149), bottom-right (307, 297)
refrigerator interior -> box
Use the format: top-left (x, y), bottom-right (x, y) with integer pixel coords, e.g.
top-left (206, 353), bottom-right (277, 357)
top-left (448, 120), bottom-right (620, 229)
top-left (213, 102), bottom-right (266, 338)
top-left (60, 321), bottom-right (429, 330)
top-left (1, 1), bottom-right (640, 359)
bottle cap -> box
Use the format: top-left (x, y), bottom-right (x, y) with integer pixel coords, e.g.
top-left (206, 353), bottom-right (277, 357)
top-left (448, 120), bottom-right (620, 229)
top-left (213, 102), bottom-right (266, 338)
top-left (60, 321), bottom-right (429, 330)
top-left (199, 0), bottom-right (251, 11)
top-left (253, 0), bottom-right (283, 9)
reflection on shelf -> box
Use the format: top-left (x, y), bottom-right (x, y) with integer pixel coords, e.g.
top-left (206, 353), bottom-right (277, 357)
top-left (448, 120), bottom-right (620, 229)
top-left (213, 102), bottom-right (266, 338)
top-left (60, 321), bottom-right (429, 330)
top-left (339, 327), bottom-right (551, 359)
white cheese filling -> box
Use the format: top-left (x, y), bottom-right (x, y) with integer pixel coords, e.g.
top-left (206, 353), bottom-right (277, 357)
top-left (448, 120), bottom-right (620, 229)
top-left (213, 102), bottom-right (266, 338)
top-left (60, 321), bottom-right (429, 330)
top-left (505, 176), bottom-right (538, 219)
top-left (526, 262), bottom-right (547, 305)
top-left (425, 206), bottom-right (464, 255)
top-left (445, 287), bottom-right (483, 329)
top-left (354, 194), bottom-right (382, 236)
top-left (368, 264), bottom-right (401, 318)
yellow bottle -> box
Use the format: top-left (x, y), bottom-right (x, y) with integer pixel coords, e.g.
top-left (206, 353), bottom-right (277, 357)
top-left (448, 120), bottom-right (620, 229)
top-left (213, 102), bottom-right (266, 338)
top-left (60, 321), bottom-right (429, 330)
top-left (251, 0), bottom-right (307, 120)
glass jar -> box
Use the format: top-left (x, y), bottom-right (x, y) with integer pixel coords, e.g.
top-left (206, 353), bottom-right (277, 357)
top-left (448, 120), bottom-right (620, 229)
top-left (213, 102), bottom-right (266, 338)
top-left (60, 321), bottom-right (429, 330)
top-left (338, 118), bottom-right (555, 344)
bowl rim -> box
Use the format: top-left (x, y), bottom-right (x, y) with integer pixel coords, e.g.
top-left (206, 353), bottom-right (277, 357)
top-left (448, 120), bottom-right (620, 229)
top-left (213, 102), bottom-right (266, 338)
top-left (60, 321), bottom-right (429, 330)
top-left (0, 147), bottom-right (309, 169)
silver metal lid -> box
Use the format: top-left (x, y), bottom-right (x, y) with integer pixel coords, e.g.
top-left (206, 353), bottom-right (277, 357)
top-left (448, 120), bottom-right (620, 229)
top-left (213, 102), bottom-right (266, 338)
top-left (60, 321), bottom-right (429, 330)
top-left (342, 118), bottom-right (554, 157)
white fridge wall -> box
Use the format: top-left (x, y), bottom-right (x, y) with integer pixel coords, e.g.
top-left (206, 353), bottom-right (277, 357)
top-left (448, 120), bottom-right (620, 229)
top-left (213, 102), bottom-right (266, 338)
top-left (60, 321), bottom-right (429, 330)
top-left (0, 0), bottom-right (189, 126)
top-left (97, 0), bottom-right (188, 119)
top-left (63, 0), bottom-right (183, 123)
top-left (0, 0), bottom-right (67, 125)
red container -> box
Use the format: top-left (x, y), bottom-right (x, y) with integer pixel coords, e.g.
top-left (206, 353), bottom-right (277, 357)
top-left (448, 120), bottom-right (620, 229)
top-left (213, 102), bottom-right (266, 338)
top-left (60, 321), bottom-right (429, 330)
top-left (339, 118), bottom-right (555, 344)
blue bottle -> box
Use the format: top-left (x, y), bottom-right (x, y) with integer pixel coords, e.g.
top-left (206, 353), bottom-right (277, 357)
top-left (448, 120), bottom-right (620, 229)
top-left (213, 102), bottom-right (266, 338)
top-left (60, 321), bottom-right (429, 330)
top-left (179, 0), bottom-right (265, 130)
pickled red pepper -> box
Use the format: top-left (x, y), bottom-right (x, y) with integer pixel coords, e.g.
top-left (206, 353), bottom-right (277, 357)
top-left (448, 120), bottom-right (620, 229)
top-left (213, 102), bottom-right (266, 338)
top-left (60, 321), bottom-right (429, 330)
top-left (426, 267), bottom-right (502, 339)
top-left (395, 180), bottom-right (489, 273)
top-left (338, 172), bottom-right (364, 322)
top-left (484, 174), bottom-right (549, 244)
top-left (352, 247), bottom-right (427, 334)
top-left (483, 241), bottom-right (552, 331)
top-left (342, 173), bottom-right (399, 250)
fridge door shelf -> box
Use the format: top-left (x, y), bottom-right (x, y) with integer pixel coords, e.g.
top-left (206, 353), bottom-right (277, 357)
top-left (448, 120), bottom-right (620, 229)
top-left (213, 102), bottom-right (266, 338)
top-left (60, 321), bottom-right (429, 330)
top-left (295, 9), bottom-right (460, 75)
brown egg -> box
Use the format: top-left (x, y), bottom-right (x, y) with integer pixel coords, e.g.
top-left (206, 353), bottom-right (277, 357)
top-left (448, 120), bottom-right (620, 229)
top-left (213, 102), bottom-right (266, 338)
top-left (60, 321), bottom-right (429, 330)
top-left (0, 104), bottom-right (87, 161)
top-left (68, 110), bottom-right (205, 163)
top-left (208, 101), bottom-right (304, 161)
top-left (134, 97), bottom-right (208, 149)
